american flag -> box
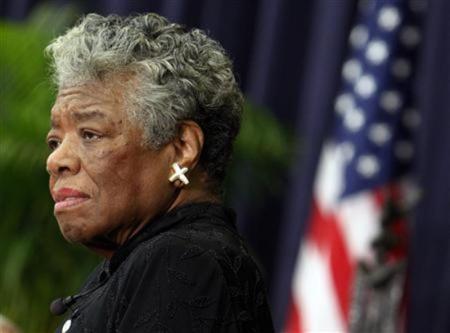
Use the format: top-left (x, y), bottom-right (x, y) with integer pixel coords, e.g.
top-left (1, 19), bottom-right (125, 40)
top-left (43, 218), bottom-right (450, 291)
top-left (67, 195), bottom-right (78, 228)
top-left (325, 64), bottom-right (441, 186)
top-left (284, 1), bottom-right (425, 332)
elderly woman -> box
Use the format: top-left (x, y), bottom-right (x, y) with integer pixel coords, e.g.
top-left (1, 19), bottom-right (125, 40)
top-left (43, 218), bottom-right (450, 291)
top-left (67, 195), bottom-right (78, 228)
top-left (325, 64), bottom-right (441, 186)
top-left (45, 12), bottom-right (274, 333)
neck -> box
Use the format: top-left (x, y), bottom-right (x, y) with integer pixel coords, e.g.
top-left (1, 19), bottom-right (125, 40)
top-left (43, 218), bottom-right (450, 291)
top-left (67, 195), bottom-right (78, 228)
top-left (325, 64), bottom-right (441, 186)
top-left (86, 177), bottom-right (220, 259)
top-left (167, 185), bottom-right (220, 213)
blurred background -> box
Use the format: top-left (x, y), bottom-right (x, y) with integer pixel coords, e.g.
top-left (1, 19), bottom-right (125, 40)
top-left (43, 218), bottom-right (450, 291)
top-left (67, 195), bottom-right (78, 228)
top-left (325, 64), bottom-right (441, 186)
top-left (1, 0), bottom-right (449, 332)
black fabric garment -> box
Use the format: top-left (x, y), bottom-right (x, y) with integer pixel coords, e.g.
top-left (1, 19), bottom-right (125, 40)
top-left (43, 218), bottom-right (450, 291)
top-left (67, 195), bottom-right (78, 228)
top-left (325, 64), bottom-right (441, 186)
top-left (54, 202), bottom-right (274, 333)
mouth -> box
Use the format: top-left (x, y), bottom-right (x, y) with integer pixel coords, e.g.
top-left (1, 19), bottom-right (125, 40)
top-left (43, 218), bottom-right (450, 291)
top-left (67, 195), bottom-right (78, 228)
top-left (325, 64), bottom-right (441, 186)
top-left (54, 197), bottom-right (90, 212)
top-left (53, 187), bottom-right (91, 213)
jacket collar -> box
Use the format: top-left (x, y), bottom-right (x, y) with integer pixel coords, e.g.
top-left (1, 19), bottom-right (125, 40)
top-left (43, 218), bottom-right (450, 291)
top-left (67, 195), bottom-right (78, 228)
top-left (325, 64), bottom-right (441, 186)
top-left (107, 201), bottom-right (236, 273)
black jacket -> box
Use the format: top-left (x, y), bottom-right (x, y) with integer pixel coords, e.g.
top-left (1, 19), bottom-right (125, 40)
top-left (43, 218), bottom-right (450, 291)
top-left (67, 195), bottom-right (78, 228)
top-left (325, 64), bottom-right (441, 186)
top-left (55, 202), bottom-right (274, 332)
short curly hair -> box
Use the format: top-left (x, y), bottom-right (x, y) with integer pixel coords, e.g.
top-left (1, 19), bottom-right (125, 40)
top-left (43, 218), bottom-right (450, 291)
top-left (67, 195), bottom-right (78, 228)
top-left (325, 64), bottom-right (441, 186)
top-left (45, 13), bottom-right (243, 187)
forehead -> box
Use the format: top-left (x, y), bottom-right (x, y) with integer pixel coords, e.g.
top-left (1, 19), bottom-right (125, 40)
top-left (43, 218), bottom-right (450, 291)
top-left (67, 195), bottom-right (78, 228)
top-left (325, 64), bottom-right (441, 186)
top-left (51, 82), bottom-right (125, 123)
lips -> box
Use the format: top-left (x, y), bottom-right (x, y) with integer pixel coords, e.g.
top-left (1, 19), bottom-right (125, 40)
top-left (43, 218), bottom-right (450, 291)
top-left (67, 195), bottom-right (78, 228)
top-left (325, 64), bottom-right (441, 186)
top-left (53, 187), bottom-right (91, 212)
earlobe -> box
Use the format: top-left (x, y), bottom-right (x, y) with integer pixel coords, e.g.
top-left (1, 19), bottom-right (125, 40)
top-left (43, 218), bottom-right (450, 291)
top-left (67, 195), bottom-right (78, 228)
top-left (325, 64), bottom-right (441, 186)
top-left (172, 121), bottom-right (204, 170)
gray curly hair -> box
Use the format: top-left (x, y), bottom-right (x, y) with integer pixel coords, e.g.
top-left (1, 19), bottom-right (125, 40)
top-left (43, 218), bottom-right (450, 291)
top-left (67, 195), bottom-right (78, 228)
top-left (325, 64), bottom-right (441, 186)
top-left (45, 13), bottom-right (243, 186)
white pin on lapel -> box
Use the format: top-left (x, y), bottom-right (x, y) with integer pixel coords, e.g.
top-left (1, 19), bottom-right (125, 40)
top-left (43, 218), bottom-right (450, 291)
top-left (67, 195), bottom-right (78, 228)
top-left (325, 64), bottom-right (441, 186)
top-left (62, 319), bottom-right (72, 333)
top-left (169, 163), bottom-right (189, 185)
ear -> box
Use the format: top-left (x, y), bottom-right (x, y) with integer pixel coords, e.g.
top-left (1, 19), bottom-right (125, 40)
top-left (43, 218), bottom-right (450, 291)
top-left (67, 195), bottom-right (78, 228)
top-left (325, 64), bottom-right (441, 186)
top-left (171, 120), bottom-right (204, 170)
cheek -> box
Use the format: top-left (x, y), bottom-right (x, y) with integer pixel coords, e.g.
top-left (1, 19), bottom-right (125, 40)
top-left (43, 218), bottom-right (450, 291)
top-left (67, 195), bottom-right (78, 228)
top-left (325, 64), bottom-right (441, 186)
top-left (67, 144), bottom-right (172, 241)
top-left (97, 150), bottom-right (172, 219)
top-left (102, 150), bottom-right (140, 189)
top-left (57, 148), bottom-right (138, 238)
top-left (82, 145), bottom-right (132, 186)
top-left (88, 148), bottom-right (143, 211)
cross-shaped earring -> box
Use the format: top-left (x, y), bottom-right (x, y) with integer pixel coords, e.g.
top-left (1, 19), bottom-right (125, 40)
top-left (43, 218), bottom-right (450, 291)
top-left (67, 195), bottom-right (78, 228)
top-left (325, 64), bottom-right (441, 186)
top-left (169, 162), bottom-right (189, 185)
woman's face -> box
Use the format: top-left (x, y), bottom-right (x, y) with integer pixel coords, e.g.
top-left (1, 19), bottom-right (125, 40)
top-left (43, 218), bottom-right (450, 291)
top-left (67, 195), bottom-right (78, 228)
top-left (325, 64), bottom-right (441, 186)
top-left (46, 81), bottom-right (175, 249)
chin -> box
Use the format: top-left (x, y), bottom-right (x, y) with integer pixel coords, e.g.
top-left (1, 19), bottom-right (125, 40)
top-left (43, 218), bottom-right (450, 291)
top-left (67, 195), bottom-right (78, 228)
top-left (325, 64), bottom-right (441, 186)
top-left (61, 228), bottom-right (87, 244)
top-left (57, 217), bottom-right (119, 250)
top-left (58, 219), bottom-right (92, 244)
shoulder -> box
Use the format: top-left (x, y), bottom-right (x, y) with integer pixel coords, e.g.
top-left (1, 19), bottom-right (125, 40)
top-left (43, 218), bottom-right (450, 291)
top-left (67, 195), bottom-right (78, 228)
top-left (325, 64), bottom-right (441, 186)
top-left (123, 219), bottom-right (260, 282)
top-left (112, 232), bottom-right (234, 331)
top-left (114, 220), bottom-right (267, 303)
top-left (120, 229), bottom-right (227, 283)
top-left (112, 230), bottom-right (222, 291)
top-left (111, 222), bottom-right (274, 332)
top-left (123, 222), bottom-right (268, 305)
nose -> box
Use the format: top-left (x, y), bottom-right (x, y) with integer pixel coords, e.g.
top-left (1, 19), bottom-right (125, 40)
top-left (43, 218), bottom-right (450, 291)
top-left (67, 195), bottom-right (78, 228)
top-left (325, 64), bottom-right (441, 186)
top-left (46, 137), bottom-right (81, 177)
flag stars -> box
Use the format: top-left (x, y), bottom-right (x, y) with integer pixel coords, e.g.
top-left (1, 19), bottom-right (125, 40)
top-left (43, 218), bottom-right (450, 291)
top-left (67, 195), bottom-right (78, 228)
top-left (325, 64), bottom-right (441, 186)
top-left (336, 4), bottom-right (422, 195)
top-left (378, 6), bottom-right (401, 31)
top-left (356, 155), bottom-right (380, 178)
top-left (380, 90), bottom-right (403, 113)
top-left (366, 39), bottom-right (389, 65)
top-left (355, 74), bottom-right (377, 98)
top-left (339, 142), bottom-right (356, 162)
top-left (368, 123), bottom-right (392, 146)
top-left (342, 59), bottom-right (362, 83)
top-left (344, 108), bottom-right (366, 132)
top-left (349, 25), bottom-right (369, 49)
top-left (403, 109), bottom-right (421, 129)
top-left (391, 58), bottom-right (412, 79)
top-left (335, 93), bottom-right (354, 115)
top-left (400, 26), bottom-right (421, 47)
top-left (395, 141), bottom-right (414, 160)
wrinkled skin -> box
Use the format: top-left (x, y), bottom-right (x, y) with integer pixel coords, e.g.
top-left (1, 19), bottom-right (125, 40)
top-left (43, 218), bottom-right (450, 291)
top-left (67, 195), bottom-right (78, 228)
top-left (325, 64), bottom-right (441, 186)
top-left (46, 79), bottom-right (210, 256)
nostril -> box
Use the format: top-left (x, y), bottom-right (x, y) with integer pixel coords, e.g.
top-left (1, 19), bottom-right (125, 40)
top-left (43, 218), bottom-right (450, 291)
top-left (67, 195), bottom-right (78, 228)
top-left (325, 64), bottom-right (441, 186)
top-left (46, 156), bottom-right (76, 176)
top-left (58, 165), bottom-right (70, 174)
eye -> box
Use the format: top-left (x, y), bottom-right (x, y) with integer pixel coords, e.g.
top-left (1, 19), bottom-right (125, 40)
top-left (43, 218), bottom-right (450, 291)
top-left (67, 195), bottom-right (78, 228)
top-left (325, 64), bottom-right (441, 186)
top-left (81, 130), bottom-right (102, 142)
top-left (47, 138), bottom-right (61, 151)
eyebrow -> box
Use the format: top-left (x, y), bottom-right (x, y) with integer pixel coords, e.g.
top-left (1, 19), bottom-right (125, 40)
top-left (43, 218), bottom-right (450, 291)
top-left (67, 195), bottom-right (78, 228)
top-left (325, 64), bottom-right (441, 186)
top-left (49, 109), bottom-right (110, 129)
top-left (71, 110), bottom-right (107, 122)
